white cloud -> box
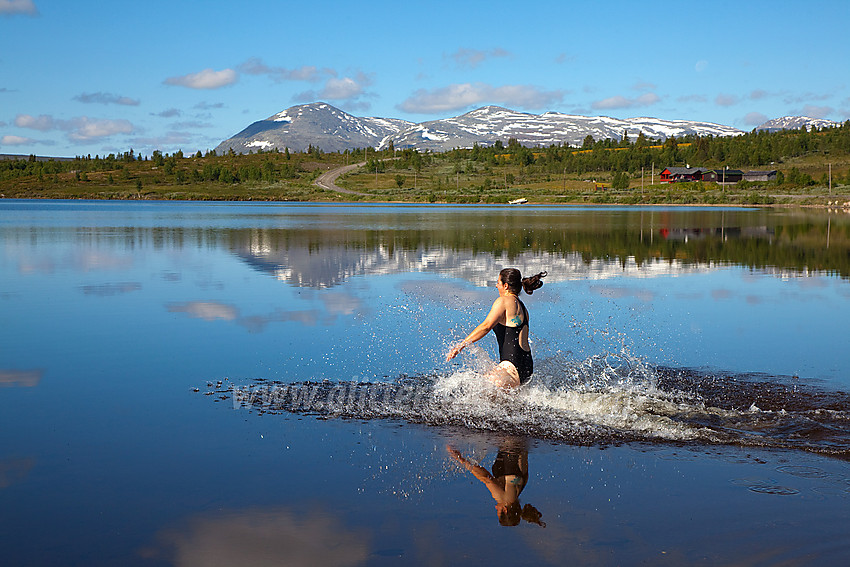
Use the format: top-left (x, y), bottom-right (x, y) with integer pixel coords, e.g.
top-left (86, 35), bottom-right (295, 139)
top-left (170, 120), bottom-right (213, 129)
top-left (153, 108), bottom-right (181, 118)
top-left (398, 82), bottom-right (567, 113)
top-left (633, 80), bottom-right (657, 91)
top-left (448, 47), bottom-right (510, 69)
top-left (293, 72), bottom-right (375, 108)
top-left (130, 132), bottom-right (194, 150)
top-left (695, 60), bottom-right (708, 72)
top-left (743, 112), bottom-right (768, 126)
top-left (1, 134), bottom-right (37, 145)
top-left (238, 57), bottom-right (327, 82)
top-left (749, 89), bottom-right (769, 100)
top-left (678, 94), bottom-right (707, 103)
top-left (784, 92), bottom-right (832, 104)
top-left (163, 68), bottom-right (237, 90)
top-left (14, 113), bottom-right (133, 141)
top-left (14, 113), bottom-right (55, 130)
top-left (67, 117), bottom-right (133, 141)
top-left (0, 0), bottom-right (37, 16)
top-left (321, 77), bottom-right (365, 99)
top-left (715, 93), bottom-right (739, 106)
top-left (591, 92), bottom-right (660, 110)
top-left (799, 104), bottom-right (834, 118)
top-left (194, 101), bottom-right (224, 110)
top-left (555, 52), bottom-right (576, 64)
top-left (73, 92), bottom-right (140, 106)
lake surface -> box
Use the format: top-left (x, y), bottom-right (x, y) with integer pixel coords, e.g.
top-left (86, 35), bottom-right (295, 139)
top-left (1, 200), bottom-right (849, 566)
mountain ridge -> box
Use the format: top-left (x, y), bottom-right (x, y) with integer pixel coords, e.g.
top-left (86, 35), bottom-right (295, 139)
top-left (215, 102), bottom-right (841, 155)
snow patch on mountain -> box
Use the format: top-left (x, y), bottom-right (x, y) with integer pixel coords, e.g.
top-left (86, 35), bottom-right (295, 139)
top-left (756, 116), bottom-right (840, 132)
top-left (215, 102), bottom-right (842, 155)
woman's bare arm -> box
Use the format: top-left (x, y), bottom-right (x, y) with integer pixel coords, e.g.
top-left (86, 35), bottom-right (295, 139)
top-left (446, 298), bottom-right (505, 360)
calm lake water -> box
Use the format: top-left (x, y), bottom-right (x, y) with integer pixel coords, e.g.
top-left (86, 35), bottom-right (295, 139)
top-left (1, 200), bottom-right (849, 566)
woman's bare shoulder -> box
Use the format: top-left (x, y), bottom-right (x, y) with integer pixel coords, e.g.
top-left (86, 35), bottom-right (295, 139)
top-left (487, 296), bottom-right (508, 315)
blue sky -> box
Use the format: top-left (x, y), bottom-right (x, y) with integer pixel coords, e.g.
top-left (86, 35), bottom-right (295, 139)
top-left (1, 0), bottom-right (848, 157)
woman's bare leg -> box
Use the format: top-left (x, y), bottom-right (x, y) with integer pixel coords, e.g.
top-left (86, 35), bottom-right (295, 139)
top-left (487, 361), bottom-right (521, 389)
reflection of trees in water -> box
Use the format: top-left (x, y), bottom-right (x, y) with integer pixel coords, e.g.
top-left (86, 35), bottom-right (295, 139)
top-left (226, 213), bottom-right (850, 288)
top-left (5, 209), bottom-right (849, 287)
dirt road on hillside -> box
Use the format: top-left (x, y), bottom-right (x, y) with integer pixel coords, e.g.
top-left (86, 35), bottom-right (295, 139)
top-left (314, 162), bottom-right (368, 196)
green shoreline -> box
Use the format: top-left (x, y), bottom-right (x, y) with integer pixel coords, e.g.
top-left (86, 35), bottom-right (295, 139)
top-left (3, 122), bottom-right (849, 206)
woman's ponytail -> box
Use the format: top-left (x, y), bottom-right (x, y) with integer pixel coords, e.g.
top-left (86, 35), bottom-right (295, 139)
top-left (521, 271), bottom-right (547, 295)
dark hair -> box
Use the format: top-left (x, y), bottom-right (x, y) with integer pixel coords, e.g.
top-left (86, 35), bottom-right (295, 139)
top-left (499, 268), bottom-right (547, 295)
top-left (498, 502), bottom-right (546, 528)
top-left (498, 501), bottom-right (522, 526)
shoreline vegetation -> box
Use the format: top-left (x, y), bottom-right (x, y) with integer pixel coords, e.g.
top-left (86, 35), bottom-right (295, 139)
top-left (2, 122), bottom-right (849, 207)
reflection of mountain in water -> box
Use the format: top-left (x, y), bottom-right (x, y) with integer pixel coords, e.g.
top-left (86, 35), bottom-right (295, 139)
top-left (5, 206), bottom-right (849, 287)
top-left (229, 211), bottom-right (849, 288)
top-left (235, 236), bottom-right (711, 289)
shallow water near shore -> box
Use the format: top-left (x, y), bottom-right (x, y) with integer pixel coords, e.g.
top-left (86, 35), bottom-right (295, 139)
top-left (1, 200), bottom-right (849, 565)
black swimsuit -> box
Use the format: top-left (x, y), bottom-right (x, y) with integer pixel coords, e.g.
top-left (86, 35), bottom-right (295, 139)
top-left (493, 299), bottom-right (533, 383)
top-left (492, 448), bottom-right (528, 492)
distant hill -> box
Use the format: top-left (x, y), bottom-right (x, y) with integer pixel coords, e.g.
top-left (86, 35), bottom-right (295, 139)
top-left (215, 102), bottom-right (844, 154)
top-left (755, 116), bottom-right (841, 133)
top-left (214, 103), bottom-right (413, 155)
top-left (1, 154), bottom-right (74, 162)
top-left (392, 106), bottom-right (754, 151)
top-left (216, 102), bottom-right (753, 154)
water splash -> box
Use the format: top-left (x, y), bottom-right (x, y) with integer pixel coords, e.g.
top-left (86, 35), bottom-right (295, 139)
top-left (207, 352), bottom-right (850, 460)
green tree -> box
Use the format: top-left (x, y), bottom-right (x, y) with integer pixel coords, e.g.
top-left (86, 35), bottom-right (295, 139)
top-left (395, 174), bottom-right (405, 188)
top-left (612, 171), bottom-right (630, 190)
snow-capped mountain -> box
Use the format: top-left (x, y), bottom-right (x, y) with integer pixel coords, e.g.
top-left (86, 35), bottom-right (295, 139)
top-left (755, 116), bottom-right (840, 133)
top-left (214, 102), bottom-right (413, 155)
top-left (390, 106), bottom-right (744, 151)
top-left (215, 102), bottom-right (838, 154)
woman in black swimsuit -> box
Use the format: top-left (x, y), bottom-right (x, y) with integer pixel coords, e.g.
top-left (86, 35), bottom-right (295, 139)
top-left (446, 268), bottom-right (546, 388)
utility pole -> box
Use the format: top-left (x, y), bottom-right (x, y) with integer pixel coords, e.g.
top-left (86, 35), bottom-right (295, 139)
top-left (829, 163), bottom-right (832, 194)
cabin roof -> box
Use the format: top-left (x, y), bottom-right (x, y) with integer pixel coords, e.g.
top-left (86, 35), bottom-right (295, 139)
top-left (662, 167), bottom-right (704, 175)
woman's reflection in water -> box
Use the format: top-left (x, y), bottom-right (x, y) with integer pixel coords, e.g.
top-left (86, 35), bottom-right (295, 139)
top-left (446, 437), bottom-right (546, 527)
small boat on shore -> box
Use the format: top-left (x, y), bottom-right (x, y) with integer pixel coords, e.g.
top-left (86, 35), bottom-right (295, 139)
top-left (508, 198), bottom-right (528, 204)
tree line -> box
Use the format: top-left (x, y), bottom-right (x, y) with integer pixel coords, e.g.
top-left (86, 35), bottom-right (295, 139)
top-left (2, 120), bottom-right (849, 189)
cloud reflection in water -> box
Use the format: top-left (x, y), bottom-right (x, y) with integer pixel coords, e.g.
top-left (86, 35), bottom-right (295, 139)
top-left (80, 282), bottom-right (142, 296)
top-left (0, 458), bottom-right (35, 489)
top-left (0, 369), bottom-right (43, 388)
top-left (166, 301), bottom-right (322, 333)
top-left (145, 506), bottom-right (370, 567)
